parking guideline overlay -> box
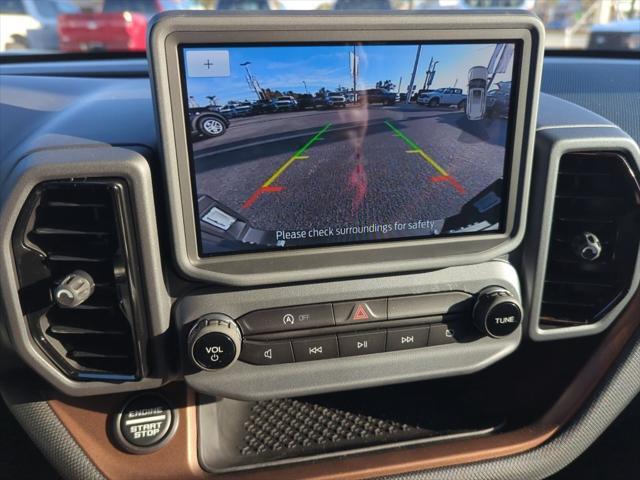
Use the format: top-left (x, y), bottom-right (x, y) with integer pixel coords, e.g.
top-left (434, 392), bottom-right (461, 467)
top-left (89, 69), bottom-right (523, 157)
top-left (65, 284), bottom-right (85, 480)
top-left (242, 123), bottom-right (332, 209)
top-left (384, 120), bottom-right (464, 194)
top-left (263, 122), bottom-right (332, 187)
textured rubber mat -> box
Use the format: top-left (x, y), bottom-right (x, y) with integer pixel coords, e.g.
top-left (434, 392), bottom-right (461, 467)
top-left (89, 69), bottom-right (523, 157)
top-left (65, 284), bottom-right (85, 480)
top-left (239, 398), bottom-right (425, 457)
top-left (199, 388), bottom-right (502, 471)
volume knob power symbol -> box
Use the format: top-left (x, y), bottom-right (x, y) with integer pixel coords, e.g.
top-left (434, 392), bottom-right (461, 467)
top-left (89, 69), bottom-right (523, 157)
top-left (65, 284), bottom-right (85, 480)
top-left (188, 315), bottom-right (242, 371)
top-left (473, 288), bottom-right (523, 338)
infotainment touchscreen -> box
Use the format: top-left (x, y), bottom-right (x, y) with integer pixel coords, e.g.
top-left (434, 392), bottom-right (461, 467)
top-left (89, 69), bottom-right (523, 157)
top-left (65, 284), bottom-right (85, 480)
top-left (180, 42), bottom-right (520, 256)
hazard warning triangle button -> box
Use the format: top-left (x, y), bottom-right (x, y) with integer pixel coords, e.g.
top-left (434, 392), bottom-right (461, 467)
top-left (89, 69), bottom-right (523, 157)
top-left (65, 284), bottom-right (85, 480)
top-left (333, 299), bottom-right (387, 324)
top-left (352, 304), bottom-right (370, 321)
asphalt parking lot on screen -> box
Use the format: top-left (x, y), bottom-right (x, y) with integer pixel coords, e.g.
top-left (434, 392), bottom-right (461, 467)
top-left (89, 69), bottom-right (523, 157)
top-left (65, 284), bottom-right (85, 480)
top-left (193, 103), bottom-right (507, 232)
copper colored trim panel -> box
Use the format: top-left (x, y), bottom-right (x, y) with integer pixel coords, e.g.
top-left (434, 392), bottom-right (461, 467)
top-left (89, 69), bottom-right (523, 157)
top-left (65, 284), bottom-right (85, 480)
top-left (49, 385), bottom-right (205, 480)
top-left (48, 292), bottom-right (640, 480)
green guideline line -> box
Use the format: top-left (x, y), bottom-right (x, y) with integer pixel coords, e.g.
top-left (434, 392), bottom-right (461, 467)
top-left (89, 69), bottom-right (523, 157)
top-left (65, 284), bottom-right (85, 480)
top-left (294, 122), bottom-right (332, 158)
top-left (384, 120), bottom-right (421, 150)
top-left (384, 120), bottom-right (449, 177)
top-left (262, 122), bottom-right (332, 187)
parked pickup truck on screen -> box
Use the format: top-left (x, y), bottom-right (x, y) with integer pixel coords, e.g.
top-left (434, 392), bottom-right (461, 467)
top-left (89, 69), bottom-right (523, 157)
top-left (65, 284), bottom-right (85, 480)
top-left (417, 88), bottom-right (467, 108)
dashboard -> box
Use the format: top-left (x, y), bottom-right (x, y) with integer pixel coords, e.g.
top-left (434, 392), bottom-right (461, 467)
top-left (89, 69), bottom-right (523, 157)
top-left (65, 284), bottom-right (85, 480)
top-left (0, 10), bottom-right (639, 480)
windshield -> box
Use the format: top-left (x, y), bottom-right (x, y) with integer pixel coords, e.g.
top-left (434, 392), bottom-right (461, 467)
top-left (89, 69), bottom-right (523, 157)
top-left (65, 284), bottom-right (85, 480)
top-left (32, 0), bottom-right (80, 17)
top-left (0, 0), bottom-right (638, 55)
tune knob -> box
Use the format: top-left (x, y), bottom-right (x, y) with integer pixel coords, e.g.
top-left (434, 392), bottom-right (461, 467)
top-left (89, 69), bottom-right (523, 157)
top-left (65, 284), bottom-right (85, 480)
top-left (188, 315), bottom-right (242, 370)
top-left (473, 287), bottom-right (522, 338)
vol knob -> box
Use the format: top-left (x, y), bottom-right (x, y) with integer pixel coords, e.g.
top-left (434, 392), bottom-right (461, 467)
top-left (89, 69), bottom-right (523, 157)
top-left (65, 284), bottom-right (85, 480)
top-left (473, 288), bottom-right (522, 338)
top-left (188, 315), bottom-right (242, 370)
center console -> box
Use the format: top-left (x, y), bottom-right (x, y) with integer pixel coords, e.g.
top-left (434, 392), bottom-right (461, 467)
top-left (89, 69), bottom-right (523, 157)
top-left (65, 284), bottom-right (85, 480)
top-left (147, 12), bottom-right (541, 401)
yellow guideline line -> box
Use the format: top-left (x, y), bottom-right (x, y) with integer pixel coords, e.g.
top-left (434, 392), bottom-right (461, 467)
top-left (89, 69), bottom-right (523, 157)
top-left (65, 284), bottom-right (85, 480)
top-left (262, 123), bottom-right (332, 187)
top-left (385, 120), bottom-right (449, 177)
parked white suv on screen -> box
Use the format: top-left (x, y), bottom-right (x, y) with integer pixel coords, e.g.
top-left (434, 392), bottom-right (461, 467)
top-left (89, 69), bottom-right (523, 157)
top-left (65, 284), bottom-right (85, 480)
top-left (274, 96), bottom-right (298, 111)
top-left (419, 88), bottom-right (467, 108)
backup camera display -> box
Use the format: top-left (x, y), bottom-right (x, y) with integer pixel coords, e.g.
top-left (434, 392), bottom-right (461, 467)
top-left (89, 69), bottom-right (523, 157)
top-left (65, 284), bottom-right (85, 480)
top-left (180, 42), bottom-right (518, 256)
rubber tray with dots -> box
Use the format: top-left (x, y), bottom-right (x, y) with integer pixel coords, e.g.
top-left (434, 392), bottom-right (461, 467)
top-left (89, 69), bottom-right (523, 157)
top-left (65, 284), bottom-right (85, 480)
top-left (197, 395), bottom-right (501, 472)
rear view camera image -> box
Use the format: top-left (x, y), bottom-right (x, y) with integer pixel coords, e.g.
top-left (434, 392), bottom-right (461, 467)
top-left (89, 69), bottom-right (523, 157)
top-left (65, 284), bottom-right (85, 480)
top-left (181, 42), bottom-right (517, 256)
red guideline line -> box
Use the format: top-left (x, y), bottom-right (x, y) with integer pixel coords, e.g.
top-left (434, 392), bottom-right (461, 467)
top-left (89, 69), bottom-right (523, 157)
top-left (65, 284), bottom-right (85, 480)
top-left (242, 186), bottom-right (284, 209)
top-left (432, 175), bottom-right (465, 194)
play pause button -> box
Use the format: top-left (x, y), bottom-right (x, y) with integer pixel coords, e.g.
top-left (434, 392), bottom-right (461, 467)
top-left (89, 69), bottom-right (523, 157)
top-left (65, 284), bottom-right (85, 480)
top-left (338, 331), bottom-right (386, 357)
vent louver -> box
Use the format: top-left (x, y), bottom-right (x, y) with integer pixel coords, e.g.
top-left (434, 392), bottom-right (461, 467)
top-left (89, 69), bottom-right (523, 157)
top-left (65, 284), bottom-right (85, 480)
top-left (12, 181), bottom-right (143, 381)
top-left (540, 152), bottom-right (640, 328)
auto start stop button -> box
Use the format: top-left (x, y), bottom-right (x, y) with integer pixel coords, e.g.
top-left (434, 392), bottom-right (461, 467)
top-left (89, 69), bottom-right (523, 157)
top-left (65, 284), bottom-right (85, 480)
top-left (114, 394), bottom-right (177, 454)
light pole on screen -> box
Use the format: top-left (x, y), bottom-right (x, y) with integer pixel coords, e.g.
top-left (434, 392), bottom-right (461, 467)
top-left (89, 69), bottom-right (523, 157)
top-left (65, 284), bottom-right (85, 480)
top-left (241, 61), bottom-right (263, 100)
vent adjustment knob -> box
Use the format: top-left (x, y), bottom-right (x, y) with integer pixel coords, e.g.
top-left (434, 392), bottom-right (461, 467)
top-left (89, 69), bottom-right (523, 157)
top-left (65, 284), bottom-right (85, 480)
top-left (54, 270), bottom-right (95, 309)
top-left (473, 288), bottom-right (522, 338)
top-left (188, 315), bottom-right (242, 371)
top-left (572, 232), bottom-right (602, 262)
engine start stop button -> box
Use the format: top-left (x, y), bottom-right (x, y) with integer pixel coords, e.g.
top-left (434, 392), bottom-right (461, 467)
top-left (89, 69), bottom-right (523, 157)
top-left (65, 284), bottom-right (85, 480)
top-left (114, 394), bottom-right (176, 453)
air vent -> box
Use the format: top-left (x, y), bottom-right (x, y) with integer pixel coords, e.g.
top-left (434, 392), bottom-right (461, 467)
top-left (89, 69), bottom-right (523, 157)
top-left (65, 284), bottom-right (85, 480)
top-left (540, 152), bottom-right (640, 328)
top-left (12, 180), bottom-right (145, 381)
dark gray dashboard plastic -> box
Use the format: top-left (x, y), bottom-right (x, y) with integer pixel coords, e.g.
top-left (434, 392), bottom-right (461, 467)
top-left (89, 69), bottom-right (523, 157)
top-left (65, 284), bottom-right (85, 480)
top-left (176, 260), bottom-right (521, 400)
top-left (541, 56), bottom-right (640, 143)
top-left (147, 11), bottom-right (544, 286)
top-left (0, 146), bottom-right (172, 396)
top-left (1, 380), bottom-right (106, 480)
top-left (524, 94), bottom-right (640, 340)
top-left (0, 58), bottom-right (149, 78)
top-left (0, 75), bottom-right (159, 182)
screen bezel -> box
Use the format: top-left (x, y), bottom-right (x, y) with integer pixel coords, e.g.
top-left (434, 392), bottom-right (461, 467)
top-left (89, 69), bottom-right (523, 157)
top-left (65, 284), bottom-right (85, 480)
top-left (179, 40), bottom-right (521, 259)
top-left (148, 12), bottom-right (544, 285)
